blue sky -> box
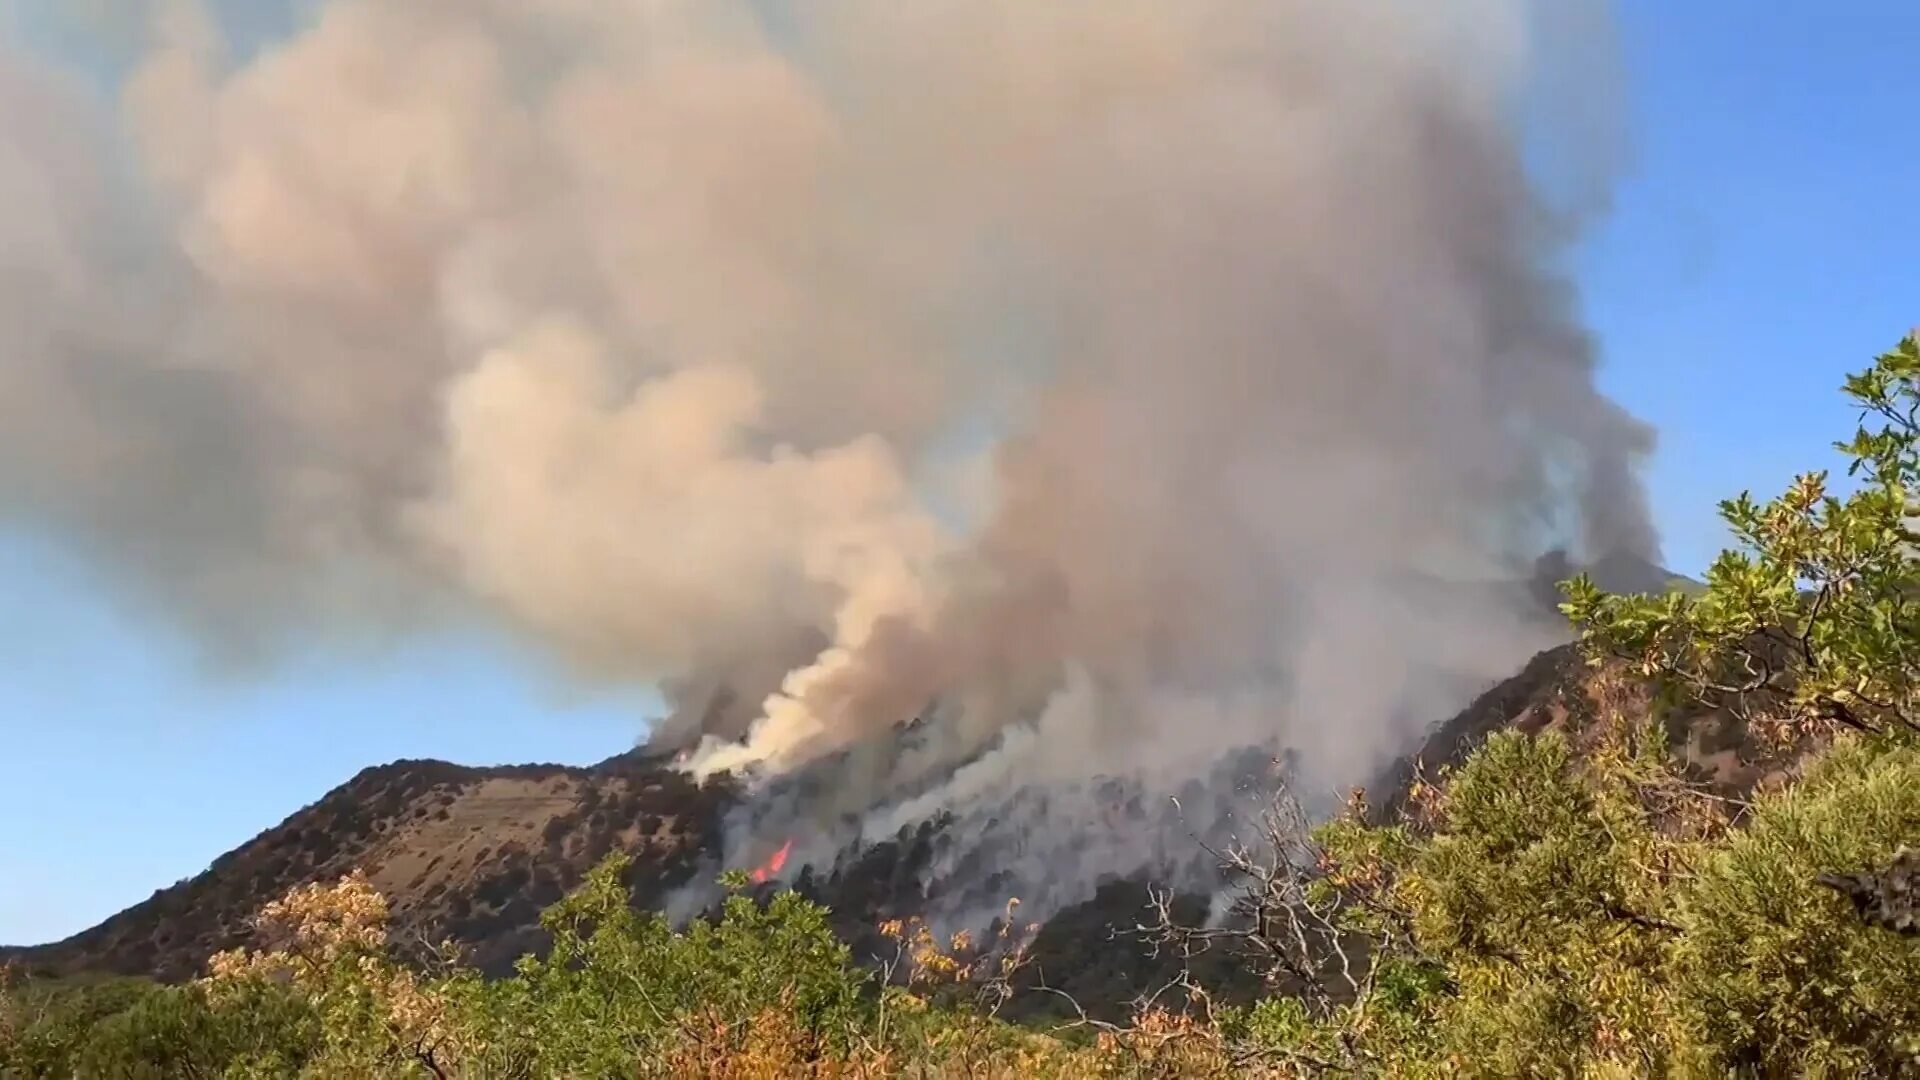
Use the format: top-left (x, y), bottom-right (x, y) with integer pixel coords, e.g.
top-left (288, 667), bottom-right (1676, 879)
top-left (2, 3), bottom-right (1917, 946)
top-left (1583, 3), bottom-right (1919, 577)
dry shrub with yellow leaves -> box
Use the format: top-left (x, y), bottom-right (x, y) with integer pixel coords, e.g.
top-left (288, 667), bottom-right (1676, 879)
top-left (203, 870), bottom-right (471, 1076)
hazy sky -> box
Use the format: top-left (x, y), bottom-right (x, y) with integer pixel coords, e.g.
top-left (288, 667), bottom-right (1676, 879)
top-left (2, 1), bottom-right (1917, 946)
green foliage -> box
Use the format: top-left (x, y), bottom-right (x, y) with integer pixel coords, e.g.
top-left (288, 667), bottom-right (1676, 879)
top-left (2, 976), bottom-right (161, 1077)
top-left (1410, 731), bottom-right (1679, 1075)
top-left (1254, 728), bottom-right (1920, 1078)
top-left (1565, 331), bottom-right (1920, 741)
top-left (4, 860), bottom-right (1021, 1078)
top-left (1275, 730), bottom-right (1684, 1077)
top-left (458, 852), bottom-right (873, 1074)
top-left (72, 980), bottom-right (321, 1079)
top-left (1669, 738), bottom-right (1920, 1075)
top-left (0, 976), bottom-right (318, 1079)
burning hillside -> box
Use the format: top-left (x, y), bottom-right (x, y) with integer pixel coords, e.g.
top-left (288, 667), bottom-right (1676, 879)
top-left (674, 558), bottom-right (1614, 935)
top-left (3, 0), bottom-right (1653, 950)
top-left (747, 840), bottom-right (795, 886)
top-left (20, 567), bottom-right (1806, 1016)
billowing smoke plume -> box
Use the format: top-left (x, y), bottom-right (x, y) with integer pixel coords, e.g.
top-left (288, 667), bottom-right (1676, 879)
top-left (3, 0), bottom-right (1652, 917)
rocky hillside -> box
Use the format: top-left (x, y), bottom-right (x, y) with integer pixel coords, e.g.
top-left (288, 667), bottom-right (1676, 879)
top-left (4, 753), bottom-right (738, 981)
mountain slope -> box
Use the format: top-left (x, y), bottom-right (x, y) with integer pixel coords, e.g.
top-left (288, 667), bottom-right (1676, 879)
top-left (0, 647), bottom-right (1631, 988)
top-left (9, 553), bottom-right (1737, 991)
top-left (5, 754), bottom-right (737, 981)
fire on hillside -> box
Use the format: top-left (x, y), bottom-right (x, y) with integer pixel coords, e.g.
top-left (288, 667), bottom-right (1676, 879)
top-left (748, 839), bottom-right (796, 885)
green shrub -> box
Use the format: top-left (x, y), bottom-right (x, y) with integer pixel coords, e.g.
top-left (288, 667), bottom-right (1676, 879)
top-left (447, 854), bottom-right (874, 1075)
top-left (0, 975), bottom-right (318, 1079)
top-left (1670, 738), bottom-right (1920, 1075)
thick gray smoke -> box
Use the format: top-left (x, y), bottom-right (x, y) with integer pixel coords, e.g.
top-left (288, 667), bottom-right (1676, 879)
top-left (3, 0), bottom-right (1652, 915)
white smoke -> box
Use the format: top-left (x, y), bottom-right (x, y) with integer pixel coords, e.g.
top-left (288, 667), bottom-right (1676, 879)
top-left (2, 0), bottom-right (1652, 910)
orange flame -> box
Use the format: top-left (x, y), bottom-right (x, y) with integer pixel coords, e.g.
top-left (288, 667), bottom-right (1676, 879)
top-left (749, 838), bottom-right (795, 884)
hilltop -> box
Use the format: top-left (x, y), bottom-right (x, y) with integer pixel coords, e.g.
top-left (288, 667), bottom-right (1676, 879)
top-left (3, 754), bottom-right (736, 981)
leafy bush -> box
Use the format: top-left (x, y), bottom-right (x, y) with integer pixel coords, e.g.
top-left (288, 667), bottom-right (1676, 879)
top-left (1669, 738), bottom-right (1920, 1074)
top-left (0, 972), bottom-right (318, 1079)
top-left (452, 853), bottom-right (874, 1074)
top-left (1565, 332), bottom-right (1920, 743)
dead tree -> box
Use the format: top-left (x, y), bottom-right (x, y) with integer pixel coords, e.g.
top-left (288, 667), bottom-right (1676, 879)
top-left (1819, 846), bottom-right (1920, 936)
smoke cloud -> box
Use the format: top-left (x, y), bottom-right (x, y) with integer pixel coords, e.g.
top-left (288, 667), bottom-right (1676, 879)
top-left (3, 0), bottom-right (1652, 916)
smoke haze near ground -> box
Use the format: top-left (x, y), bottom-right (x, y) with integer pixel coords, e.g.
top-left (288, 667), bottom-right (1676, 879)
top-left (2, 0), bottom-right (1652, 915)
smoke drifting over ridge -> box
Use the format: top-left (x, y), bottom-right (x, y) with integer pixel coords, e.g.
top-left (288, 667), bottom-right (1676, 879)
top-left (4, 1), bottom-right (1652, 904)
